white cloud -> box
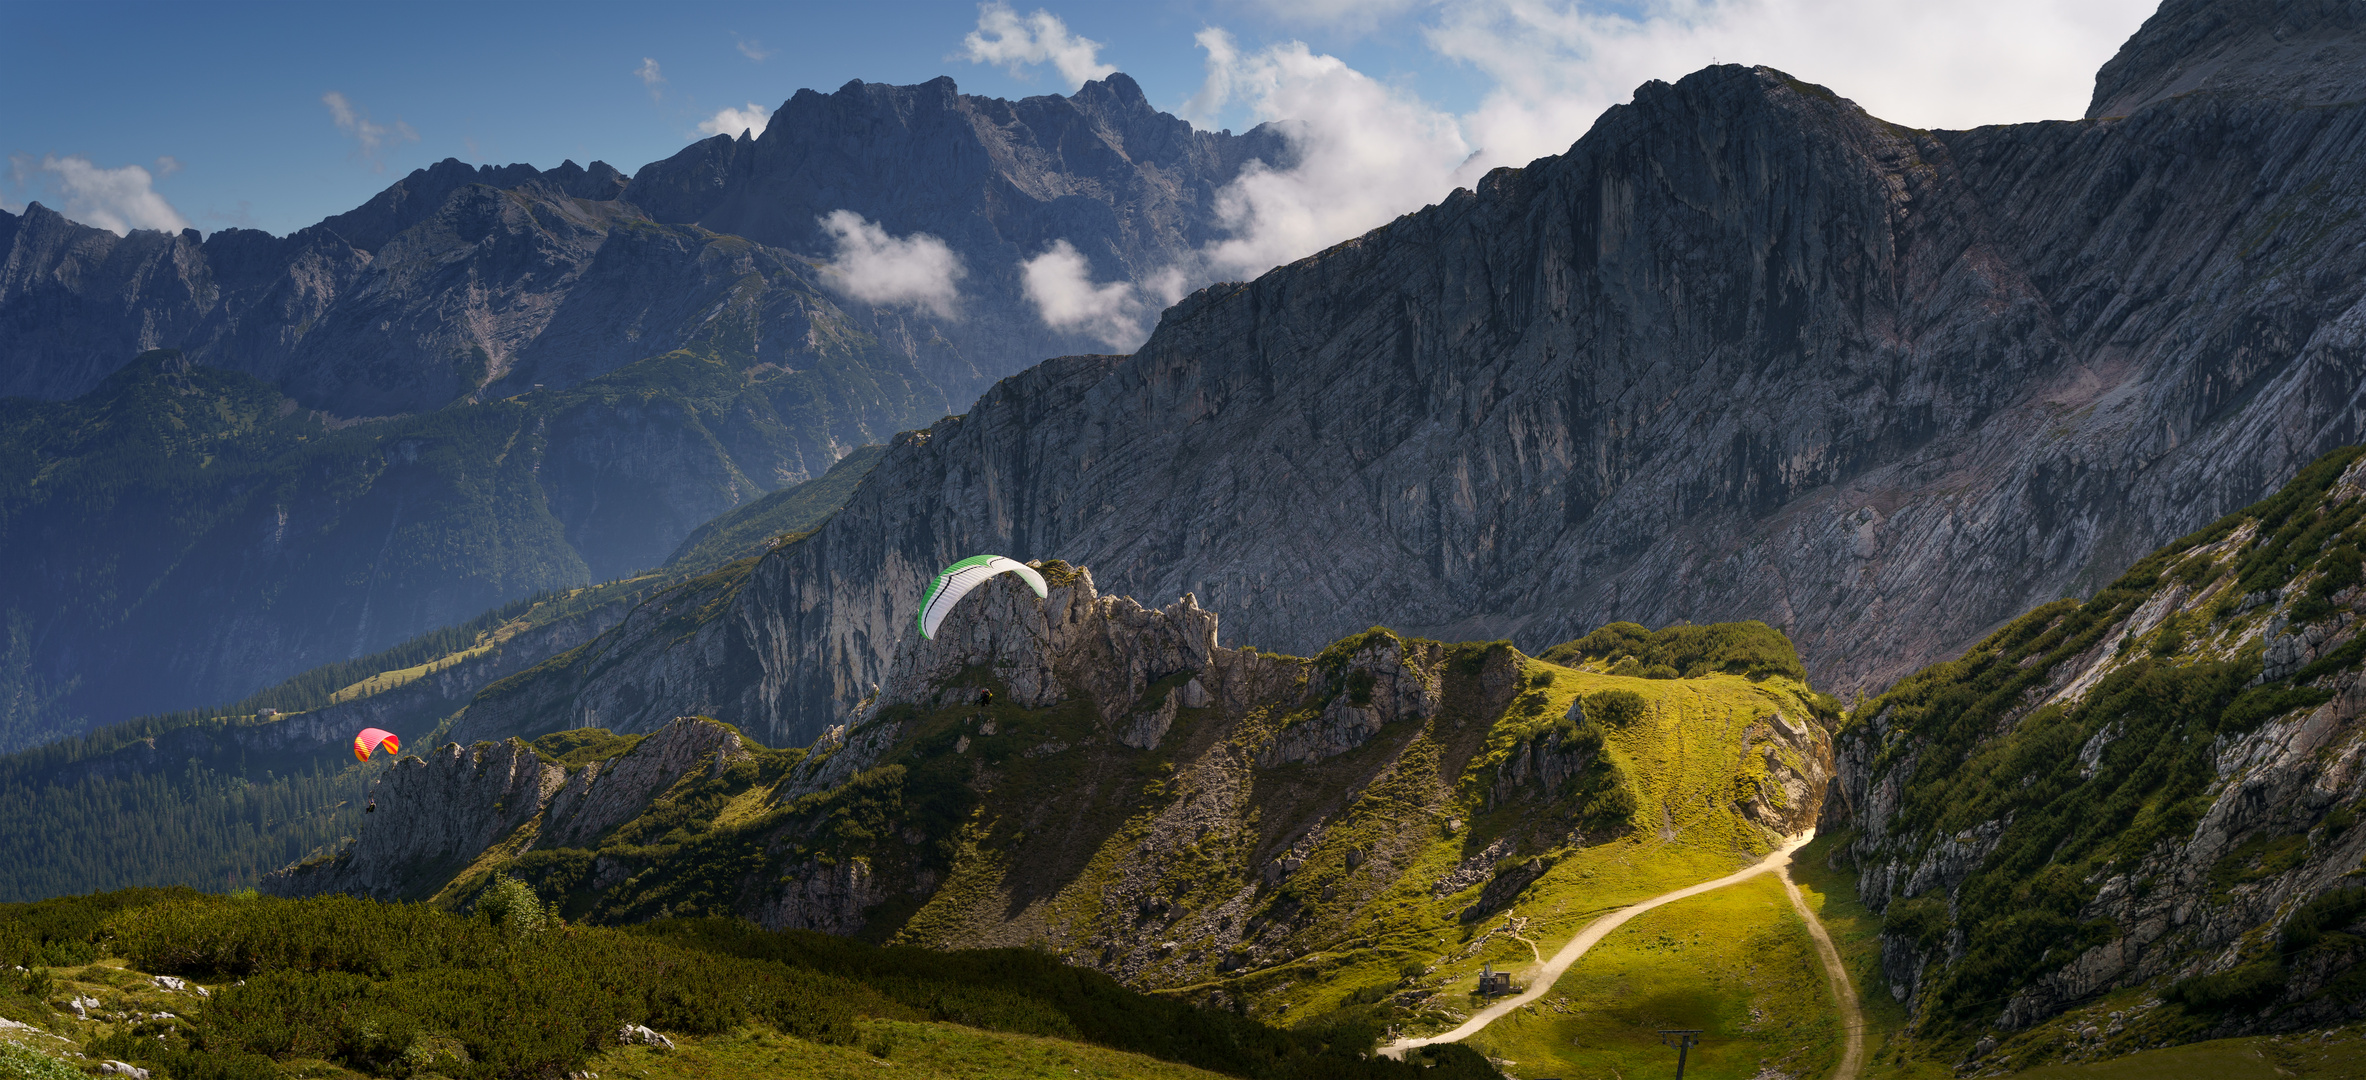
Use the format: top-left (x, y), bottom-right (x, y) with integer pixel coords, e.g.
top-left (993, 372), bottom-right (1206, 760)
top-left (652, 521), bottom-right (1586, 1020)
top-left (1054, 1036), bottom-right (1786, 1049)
top-left (962, 2), bottom-right (1117, 90)
top-left (1428, 0), bottom-right (2157, 172)
top-left (698, 103), bottom-right (773, 139)
top-left (1019, 241), bottom-right (1187, 351)
top-left (635, 57), bottom-right (666, 99)
top-left (817, 210), bottom-right (967, 317)
top-left (322, 91), bottom-right (419, 170)
top-left (153, 155), bottom-right (181, 177)
top-left (1189, 31), bottom-right (1476, 281)
top-left (20, 154), bottom-right (189, 236)
top-left (735, 33), bottom-right (771, 61)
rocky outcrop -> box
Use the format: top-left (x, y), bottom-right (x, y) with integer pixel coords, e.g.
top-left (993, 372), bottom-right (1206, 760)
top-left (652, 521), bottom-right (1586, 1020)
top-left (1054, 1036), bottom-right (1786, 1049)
top-left (2087, 0), bottom-right (2366, 117)
top-left (1737, 710), bottom-right (1830, 836)
top-left (1487, 708), bottom-right (1598, 812)
top-left (481, 5), bottom-right (2366, 748)
top-left (760, 565), bottom-right (1306, 792)
top-left (1261, 638), bottom-right (1442, 767)
top-left (264, 716), bottom-right (750, 901)
top-left (540, 717), bottom-right (750, 848)
top-left (750, 859), bottom-right (882, 935)
top-left (265, 738), bottom-right (560, 901)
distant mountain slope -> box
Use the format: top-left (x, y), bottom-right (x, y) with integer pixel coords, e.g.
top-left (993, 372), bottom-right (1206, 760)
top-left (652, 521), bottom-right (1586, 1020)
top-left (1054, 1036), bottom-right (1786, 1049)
top-left (1823, 445), bottom-right (2366, 1069)
top-left (459, 0), bottom-right (2366, 747)
top-left (0, 341), bottom-right (896, 726)
top-left (0, 431), bottom-right (883, 901)
top-left (630, 73), bottom-right (1288, 354)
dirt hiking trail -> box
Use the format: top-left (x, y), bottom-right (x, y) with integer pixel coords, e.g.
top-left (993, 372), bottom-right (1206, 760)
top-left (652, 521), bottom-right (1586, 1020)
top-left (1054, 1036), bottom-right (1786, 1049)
top-left (1383, 830), bottom-right (1861, 1080)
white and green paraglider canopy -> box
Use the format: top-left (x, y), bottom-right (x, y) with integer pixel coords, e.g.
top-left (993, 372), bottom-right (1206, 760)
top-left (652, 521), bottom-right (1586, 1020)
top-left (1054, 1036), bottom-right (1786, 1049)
top-left (917, 555), bottom-right (1049, 639)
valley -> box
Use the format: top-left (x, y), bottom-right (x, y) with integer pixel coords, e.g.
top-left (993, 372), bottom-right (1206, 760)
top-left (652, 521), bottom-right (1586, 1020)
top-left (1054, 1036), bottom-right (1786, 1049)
top-left (4, 0), bottom-right (2366, 1078)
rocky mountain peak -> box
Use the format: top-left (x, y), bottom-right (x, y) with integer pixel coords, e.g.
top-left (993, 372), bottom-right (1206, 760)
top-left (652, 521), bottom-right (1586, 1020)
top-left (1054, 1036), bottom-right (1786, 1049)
top-left (2088, 0), bottom-right (2366, 118)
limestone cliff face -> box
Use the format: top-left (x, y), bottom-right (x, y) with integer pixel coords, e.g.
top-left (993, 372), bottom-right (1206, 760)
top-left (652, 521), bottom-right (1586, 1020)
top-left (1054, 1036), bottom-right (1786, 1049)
top-left (478, 6), bottom-right (2366, 748)
top-left (2087, 0), bottom-right (2365, 118)
top-left (1823, 452), bottom-right (2366, 1064)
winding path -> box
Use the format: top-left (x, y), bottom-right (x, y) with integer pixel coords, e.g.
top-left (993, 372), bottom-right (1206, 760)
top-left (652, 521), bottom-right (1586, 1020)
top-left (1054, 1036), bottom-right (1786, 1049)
top-left (1780, 852), bottom-right (1865, 1080)
top-left (1383, 830), bottom-right (1861, 1080)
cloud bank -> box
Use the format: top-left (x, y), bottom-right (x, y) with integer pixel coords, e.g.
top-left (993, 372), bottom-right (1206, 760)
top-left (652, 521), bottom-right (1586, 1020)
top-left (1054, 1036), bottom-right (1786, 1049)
top-left (699, 103), bottom-right (773, 139)
top-left (322, 91), bottom-right (419, 170)
top-left (11, 154), bottom-right (189, 236)
top-left (962, 2), bottom-right (1116, 90)
top-left (818, 210), bottom-right (967, 317)
top-left (1009, 0), bottom-right (2150, 350)
top-left (1020, 241), bottom-right (1188, 351)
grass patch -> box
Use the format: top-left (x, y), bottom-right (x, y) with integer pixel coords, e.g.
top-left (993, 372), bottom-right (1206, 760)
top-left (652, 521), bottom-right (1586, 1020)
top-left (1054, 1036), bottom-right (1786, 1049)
top-left (590, 1019), bottom-right (1237, 1080)
top-left (1463, 873), bottom-right (1839, 1080)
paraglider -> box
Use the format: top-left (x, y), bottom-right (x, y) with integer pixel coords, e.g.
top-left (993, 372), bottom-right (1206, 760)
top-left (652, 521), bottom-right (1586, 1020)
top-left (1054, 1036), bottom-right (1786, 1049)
top-left (352, 728), bottom-right (400, 815)
top-left (917, 556), bottom-right (1047, 639)
top-left (353, 727), bottom-right (400, 761)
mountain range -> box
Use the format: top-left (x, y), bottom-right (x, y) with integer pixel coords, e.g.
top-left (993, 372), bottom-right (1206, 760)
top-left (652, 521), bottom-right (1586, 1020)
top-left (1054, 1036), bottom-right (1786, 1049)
top-left (0, 73), bottom-right (1283, 735)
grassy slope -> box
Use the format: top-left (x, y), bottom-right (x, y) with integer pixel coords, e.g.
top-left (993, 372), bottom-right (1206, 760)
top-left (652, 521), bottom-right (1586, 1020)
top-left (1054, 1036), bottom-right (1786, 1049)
top-left (1997, 1029), bottom-right (2366, 1079)
top-left (594, 1021), bottom-right (1235, 1080)
top-left (1228, 661), bottom-right (1828, 1034)
top-left (1463, 873), bottom-right (1838, 1080)
top-left (0, 960), bottom-right (1237, 1080)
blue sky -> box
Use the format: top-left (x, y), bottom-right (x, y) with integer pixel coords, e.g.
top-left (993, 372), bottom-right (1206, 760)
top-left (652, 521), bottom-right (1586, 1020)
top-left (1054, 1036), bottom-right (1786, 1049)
top-left (3, 0), bottom-right (2160, 243)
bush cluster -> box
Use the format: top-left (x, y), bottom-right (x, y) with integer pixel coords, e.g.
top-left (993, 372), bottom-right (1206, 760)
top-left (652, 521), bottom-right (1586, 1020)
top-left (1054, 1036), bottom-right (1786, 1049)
top-left (4, 890), bottom-right (1499, 1080)
top-left (1539, 620), bottom-right (1807, 682)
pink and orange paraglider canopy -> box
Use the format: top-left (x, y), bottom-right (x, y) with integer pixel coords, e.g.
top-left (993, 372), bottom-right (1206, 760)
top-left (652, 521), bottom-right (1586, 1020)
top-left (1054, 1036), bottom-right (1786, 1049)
top-left (352, 727), bottom-right (400, 762)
